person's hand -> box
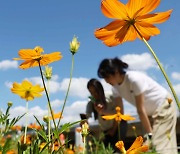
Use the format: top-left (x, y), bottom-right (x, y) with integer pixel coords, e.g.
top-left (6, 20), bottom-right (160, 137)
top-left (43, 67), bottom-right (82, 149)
top-left (94, 103), bottom-right (104, 115)
top-left (143, 133), bottom-right (152, 148)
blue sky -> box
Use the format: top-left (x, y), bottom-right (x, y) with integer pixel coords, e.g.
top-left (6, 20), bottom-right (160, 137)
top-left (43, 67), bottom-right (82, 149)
top-left (0, 0), bottom-right (180, 125)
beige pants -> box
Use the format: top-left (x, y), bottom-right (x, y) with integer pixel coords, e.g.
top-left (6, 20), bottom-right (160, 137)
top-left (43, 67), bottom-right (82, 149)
top-left (152, 95), bottom-right (178, 154)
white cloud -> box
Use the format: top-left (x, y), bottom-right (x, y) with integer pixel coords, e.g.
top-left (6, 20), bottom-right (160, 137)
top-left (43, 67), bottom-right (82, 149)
top-left (60, 77), bottom-right (89, 98)
top-left (51, 99), bottom-right (63, 108)
top-left (9, 100), bottom-right (88, 126)
top-left (172, 72), bottom-right (180, 81)
top-left (121, 53), bottom-right (157, 71)
top-left (0, 60), bottom-right (18, 70)
top-left (26, 75), bottom-right (61, 93)
top-left (5, 81), bottom-right (13, 88)
top-left (9, 106), bottom-right (48, 126)
top-left (60, 100), bottom-right (87, 124)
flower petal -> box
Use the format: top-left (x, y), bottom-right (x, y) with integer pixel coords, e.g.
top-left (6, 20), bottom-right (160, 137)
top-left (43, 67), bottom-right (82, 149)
top-left (136, 0), bottom-right (160, 16)
top-left (121, 114), bottom-right (136, 121)
top-left (127, 136), bottom-right (144, 152)
top-left (126, 0), bottom-right (144, 18)
top-left (135, 22), bottom-right (160, 39)
top-left (101, 0), bottom-right (127, 19)
top-left (131, 145), bottom-right (149, 154)
top-left (115, 141), bottom-right (126, 153)
top-left (143, 10), bottom-right (173, 24)
top-left (102, 114), bottom-right (117, 120)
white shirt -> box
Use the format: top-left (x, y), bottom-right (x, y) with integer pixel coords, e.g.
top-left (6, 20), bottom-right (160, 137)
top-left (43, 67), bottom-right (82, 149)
top-left (112, 71), bottom-right (168, 116)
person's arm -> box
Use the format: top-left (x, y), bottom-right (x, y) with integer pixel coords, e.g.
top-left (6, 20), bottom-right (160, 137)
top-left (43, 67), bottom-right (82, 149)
top-left (135, 93), bottom-right (152, 133)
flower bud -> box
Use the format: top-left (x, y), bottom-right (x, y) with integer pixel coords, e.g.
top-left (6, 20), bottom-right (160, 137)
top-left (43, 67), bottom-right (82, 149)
top-left (81, 122), bottom-right (89, 136)
top-left (43, 115), bottom-right (50, 123)
top-left (69, 36), bottom-right (80, 54)
top-left (7, 101), bottom-right (13, 107)
top-left (43, 65), bottom-right (52, 80)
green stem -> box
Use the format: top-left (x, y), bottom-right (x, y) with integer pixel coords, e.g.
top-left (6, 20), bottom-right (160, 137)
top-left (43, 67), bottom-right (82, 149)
top-left (133, 25), bottom-right (180, 110)
top-left (57, 54), bottom-right (74, 127)
top-left (47, 80), bottom-right (51, 143)
top-left (83, 136), bottom-right (86, 154)
top-left (118, 121), bottom-right (120, 141)
top-left (142, 38), bottom-right (180, 110)
top-left (38, 62), bottom-right (57, 131)
top-left (24, 101), bottom-right (28, 144)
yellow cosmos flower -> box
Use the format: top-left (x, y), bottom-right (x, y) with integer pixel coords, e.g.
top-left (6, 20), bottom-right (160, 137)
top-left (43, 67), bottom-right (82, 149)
top-left (11, 80), bottom-right (44, 101)
top-left (94, 0), bottom-right (172, 46)
top-left (102, 106), bottom-right (135, 121)
top-left (14, 46), bottom-right (62, 69)
top-left (116, 136), bottom-right (148, 154)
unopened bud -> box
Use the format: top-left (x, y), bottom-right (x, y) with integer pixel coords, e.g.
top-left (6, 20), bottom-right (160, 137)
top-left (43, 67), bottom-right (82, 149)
top-left (69, 36), bottom-right (80, 54)
top-left (7, 101), bottom-right (13, 107)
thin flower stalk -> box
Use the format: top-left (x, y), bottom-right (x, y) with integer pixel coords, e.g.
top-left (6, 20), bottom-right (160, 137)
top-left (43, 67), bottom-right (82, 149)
top-left (57, 36), bottom-right (79, 127)
top-left (133, 25), bottom-right (180, 110)
top-left (47, 80), bottom-right (51, 143)
top-left (43, 65), bottom-right (52, 142)
top-left (57, 54), bottom-right (74, 128)
top-left (38, 62), bottom-right (57, 131)
top-left (24, 101), bottom-right (28, 144)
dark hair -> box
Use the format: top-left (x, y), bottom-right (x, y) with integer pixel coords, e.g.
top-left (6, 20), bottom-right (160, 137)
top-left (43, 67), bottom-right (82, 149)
top-left (87, 78), bottom-right (107, 120)
top-left (97, 57), bottom-right (128, 78)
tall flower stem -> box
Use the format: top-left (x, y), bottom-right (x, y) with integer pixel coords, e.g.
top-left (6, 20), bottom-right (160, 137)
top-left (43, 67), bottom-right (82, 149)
top-left (117, 121), bottom-right (120, 141)
top-left (38, 62), bottom-right (57, 130)
top-left (133, 25), bottom-right (180, 110)
top-left (83, 136), bottom-right (86, 154)
top-left (24, 101), bottom-right (28, 144)
top-left (47, 81), bottom-right (51, 142)
top-left (57, 54), bottom-right (74, 127)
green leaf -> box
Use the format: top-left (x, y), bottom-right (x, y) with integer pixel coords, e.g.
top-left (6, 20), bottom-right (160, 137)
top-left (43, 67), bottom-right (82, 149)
top-left (37, 130), bottom-right (48, 142)
top-left (34, 115), bottom-right (44, 130)
top-left (33, 139), bottom-right (40, 154)
top-left (2, 138), bottom-right (11, 154)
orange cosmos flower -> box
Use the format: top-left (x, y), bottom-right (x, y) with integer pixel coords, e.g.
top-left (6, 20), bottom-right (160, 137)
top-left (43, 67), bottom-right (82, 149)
top-left (14, 46), bottom-right (62, 69)
top-left (116, 136), bottom-right (148, 154)
top-left (11, 125), bottom-right (22, 131)
top-left (102, 106), bottom-right (135, 121)
top-left (11, 80), bottom-right (44, 101)
top-left (94, 0), bottom-right (172, 46)
top-left (20, 134), bottom-right (32, 145)
top-left (28, 123), bottom-right (41, 130)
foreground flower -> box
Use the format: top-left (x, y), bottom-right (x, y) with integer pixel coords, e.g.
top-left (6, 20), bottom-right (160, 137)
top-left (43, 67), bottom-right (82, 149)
top-left (70, 36), bottom-right (80, 54)
top-left (94, 0), bottom-right (172, 46)
top-left (11, 80), bottom-right (44, 101)
top-left (102, 107), bottom-right (135, 121)
top-left (116, 136), bottom-right (148, 154)
top-left (14, 46), bottom-right (62, 69)
top-left (20, 134), bottom-right (32, 145)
